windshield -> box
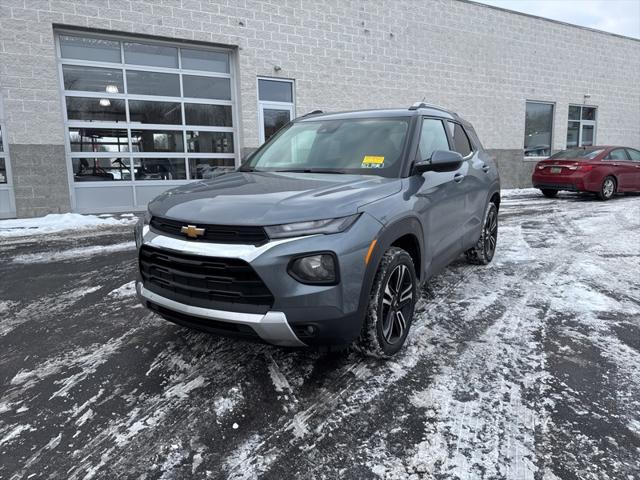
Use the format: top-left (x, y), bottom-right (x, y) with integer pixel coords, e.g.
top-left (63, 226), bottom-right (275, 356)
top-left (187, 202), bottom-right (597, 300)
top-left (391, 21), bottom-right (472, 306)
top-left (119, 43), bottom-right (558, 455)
top-left (550, 148), bottom-right (604, 160)
top-left (242, 117), bottom-right (410, 177)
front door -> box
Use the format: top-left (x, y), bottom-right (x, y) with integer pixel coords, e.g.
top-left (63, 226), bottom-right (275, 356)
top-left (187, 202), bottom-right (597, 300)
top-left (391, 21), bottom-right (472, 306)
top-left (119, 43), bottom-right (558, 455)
top-left (412, 117), bottom-right (466, 274)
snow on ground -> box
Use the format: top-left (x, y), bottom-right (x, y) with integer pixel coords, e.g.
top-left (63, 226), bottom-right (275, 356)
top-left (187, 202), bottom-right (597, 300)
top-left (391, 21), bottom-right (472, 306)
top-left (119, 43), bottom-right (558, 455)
top-left (0, 190), bottom-right (639, 479)
top-left (0, 212), bottom-right (137, 237)
top-left (12, 242), bottom-right (135, 264)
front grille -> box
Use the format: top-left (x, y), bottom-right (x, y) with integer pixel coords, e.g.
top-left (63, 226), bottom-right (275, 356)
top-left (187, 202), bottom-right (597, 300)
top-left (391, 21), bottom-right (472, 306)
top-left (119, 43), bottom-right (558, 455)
top-left (150, 216), bottom-right (269, 245)
top-left (139, 245), bottom-right (274, 313)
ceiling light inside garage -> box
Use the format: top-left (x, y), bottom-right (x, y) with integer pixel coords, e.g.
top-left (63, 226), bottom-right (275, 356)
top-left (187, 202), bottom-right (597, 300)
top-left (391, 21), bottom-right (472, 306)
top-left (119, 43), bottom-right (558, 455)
top-left (99, 98), bottom-right (111, 107)
top-left (105, 84), bottom-right (119, 93)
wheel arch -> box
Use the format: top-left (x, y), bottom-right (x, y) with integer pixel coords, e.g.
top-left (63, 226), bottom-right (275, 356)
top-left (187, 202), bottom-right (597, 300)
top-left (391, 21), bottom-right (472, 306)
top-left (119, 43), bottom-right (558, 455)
top-left (490, 191), bottom-right (501, 211)
top-left (353, 216), bottom-right (425, 335)
top-left (374, 216), bottom-right (424, 282)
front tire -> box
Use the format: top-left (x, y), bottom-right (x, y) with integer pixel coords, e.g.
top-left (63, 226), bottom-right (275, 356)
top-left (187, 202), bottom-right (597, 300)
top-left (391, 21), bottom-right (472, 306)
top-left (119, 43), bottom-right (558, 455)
top-left (541, 189), bottom-right (558, 198)
top-left (355, 247), bottom-right (417, 358)
top-left (598, 176), bottom-right (616, 200)
top-left (466, 202), bottom-right (498, 265)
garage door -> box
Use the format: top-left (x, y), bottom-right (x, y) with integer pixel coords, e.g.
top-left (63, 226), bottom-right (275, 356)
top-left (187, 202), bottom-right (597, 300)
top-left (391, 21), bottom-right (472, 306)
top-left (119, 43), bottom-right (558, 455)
top-left (0, 98), bottom-right (16, 219)
top-left (55, 30), bottom-right (239, 213)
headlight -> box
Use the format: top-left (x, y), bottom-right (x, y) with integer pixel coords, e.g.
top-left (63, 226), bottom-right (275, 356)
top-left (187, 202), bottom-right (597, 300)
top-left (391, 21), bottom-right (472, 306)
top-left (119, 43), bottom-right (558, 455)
top-left (134, 210), bottom-right (151, 248)
top-left (288, 253), bottom-right (338, 284)
top-left (264, 214), bottom-right (360, 239)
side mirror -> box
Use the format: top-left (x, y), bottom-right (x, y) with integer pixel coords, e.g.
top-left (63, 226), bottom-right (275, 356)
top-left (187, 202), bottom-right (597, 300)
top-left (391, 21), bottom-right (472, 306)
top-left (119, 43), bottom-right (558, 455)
top-left (413, 150), bottom-right (464, 174)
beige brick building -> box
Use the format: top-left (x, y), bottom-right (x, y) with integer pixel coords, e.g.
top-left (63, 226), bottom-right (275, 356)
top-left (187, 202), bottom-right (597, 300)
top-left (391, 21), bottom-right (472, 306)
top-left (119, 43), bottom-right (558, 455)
top-left (0, 0), bottom-right (638, 218)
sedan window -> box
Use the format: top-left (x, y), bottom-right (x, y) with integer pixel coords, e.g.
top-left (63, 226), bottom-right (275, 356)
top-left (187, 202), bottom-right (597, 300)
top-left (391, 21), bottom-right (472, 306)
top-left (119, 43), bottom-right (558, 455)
top-left (550, 148), bottom-right (603, 160)
top-left (626, 148), bottom-right (640, 161)
top-left (606, 149), bottom-right (629, 160)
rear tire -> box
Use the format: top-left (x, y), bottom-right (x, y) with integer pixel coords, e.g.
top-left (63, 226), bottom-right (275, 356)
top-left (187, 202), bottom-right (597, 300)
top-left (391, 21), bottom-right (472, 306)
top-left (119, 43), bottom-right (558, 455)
top-left (466, 202), bottom-right (498, 265)
top-left (598, 176), bottom-right (616, 200)
top-left (541, 189), bottom-right (558, 198)
top-left (355, 247), bottom-right (417, 358)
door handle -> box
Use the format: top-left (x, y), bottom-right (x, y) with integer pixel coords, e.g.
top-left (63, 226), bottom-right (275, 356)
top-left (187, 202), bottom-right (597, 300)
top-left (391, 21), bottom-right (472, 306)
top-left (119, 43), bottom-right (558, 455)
top-left (481, 164), bottom-right (490, 173)
top-left (454, 173), bottom-right (465, 183)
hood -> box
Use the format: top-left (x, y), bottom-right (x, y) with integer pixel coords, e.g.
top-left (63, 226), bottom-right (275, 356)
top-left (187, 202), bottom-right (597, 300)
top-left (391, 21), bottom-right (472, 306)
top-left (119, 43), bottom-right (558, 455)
top-left (148, 171), bottom-right (402, 225)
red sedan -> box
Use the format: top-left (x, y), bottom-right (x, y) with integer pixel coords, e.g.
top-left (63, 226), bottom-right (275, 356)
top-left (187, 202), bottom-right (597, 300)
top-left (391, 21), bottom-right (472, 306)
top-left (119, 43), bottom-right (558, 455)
top-left (532, 146), bottom-right (640, 200)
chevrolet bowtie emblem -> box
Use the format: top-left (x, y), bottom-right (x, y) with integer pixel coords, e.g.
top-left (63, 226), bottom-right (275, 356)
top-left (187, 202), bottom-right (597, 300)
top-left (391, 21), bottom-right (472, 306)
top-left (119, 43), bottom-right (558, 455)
top-left (181, 225), bottom-right (205, 238)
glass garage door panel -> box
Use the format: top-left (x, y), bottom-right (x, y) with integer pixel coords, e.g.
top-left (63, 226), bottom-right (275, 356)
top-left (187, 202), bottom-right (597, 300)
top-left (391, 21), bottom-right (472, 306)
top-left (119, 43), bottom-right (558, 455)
top-left (57, 31), bottom-right (238, 213)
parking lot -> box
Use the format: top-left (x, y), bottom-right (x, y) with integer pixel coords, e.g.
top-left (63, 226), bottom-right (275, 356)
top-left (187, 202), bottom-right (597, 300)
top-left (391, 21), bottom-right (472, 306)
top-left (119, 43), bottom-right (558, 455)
top-left (1, 190), bottom-right (639, 480)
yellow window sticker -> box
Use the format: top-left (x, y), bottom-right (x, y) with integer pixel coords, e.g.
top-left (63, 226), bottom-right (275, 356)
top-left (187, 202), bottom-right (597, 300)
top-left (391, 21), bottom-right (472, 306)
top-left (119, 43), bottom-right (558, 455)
top-left (362, 155), bottom-right (385, 168)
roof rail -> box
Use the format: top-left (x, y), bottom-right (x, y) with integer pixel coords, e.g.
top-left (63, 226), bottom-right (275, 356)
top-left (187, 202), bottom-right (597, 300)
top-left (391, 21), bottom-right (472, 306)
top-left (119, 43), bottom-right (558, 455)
top-left (300, 109), bottom-right (324, 117)
top-left (408, 102), bottom-right (455, 115)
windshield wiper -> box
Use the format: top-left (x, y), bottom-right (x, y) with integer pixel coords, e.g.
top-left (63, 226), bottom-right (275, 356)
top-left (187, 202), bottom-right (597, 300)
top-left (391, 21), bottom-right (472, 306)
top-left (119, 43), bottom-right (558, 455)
top-left (272, 168), bottom-right (346, 174)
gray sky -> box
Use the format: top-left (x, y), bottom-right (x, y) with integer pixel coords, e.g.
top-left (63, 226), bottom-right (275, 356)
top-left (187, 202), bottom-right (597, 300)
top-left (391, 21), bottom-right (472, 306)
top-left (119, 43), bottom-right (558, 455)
top-left (474, 0), bottom-right (640, 38)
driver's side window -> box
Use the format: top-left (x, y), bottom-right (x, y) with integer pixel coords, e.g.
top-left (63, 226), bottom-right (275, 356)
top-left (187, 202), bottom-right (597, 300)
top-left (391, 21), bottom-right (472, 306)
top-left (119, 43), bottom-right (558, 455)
top-left (419, 118), bottom-right (449, 160)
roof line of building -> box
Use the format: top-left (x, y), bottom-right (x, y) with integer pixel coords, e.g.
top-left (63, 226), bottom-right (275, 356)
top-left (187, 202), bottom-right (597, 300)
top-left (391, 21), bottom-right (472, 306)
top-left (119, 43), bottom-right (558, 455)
top-left (461, 0), bottom-right (640, 42)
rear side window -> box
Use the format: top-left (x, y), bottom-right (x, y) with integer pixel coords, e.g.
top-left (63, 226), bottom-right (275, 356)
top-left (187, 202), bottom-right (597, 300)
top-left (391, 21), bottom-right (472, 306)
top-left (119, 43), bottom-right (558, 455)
top-left (606, 149), bottom-right (629, 160)
top-left (446, 121), bottom-right (473, 157)
top-left (626, 148), bottom-right (640, 161)
top-left (418, 118), bottom-right (449, 160)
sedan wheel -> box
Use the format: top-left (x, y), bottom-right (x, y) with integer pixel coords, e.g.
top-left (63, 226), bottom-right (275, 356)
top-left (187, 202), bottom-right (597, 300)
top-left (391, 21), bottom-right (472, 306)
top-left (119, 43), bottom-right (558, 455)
top-left (599, 176), bottom-right (616, 201)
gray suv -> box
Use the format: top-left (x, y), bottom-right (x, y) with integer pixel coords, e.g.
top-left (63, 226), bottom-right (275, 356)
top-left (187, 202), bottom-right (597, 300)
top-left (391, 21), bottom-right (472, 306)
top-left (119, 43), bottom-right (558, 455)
top-left (135, 103), bottom-right (500, 357)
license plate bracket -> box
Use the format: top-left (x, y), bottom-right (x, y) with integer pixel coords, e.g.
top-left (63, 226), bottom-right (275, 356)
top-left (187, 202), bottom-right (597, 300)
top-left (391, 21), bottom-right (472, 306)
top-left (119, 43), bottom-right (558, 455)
top-left (550, 167), bottom-right (562, 174)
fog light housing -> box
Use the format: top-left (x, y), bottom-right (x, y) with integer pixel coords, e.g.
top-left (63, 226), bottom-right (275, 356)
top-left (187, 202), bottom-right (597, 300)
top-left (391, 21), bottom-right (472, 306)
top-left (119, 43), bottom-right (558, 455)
top-left (288, 253), bottom-right (338, 285)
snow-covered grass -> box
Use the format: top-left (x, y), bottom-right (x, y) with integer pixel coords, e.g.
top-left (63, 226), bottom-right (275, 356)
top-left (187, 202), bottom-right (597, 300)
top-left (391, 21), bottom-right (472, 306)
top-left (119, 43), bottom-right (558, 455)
top-left (0, 213), bottom-right (137, 238)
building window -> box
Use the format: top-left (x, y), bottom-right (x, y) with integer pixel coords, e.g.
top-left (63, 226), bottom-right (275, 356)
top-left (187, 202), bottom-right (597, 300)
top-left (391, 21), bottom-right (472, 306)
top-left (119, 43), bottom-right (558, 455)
top-left (56, 32), bottom-right (237, 185)
top-left (524, 101), bottom-right (554, 157)
top-left (567, 105), bottom-right (597, 148)
top-left (257, 78), bottom-right (295, 144)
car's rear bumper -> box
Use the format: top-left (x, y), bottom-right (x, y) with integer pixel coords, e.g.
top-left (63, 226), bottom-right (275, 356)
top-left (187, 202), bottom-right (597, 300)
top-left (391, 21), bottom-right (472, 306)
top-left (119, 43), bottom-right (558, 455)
top-left (532, 181), bottom-right (580, 191)
top-left (532, 171), bottom-right (600, 192)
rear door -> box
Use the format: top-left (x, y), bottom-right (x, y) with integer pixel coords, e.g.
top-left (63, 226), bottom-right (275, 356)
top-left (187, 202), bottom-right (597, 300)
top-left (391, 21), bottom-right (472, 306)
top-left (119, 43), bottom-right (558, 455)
top-left (625, 148), bottom-right (640, 190)
top-left (605, 148), bottom-right (635, 191)
top-left (445, 121), bottom-right (485, 249)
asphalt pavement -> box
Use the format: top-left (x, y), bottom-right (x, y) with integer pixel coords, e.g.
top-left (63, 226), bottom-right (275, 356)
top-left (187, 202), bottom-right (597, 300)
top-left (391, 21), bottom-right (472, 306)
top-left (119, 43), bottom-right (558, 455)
top-left (1, 191), bottom-right (639, 480)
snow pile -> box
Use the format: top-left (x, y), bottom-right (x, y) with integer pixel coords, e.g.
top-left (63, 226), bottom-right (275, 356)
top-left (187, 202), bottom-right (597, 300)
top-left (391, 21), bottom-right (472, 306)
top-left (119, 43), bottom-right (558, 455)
top-left (107, 281), bottom-right (137, 299)
top-left (12, 242), bottom-right (135, 264)
top-left (0, 213), bottom-right (137, 238)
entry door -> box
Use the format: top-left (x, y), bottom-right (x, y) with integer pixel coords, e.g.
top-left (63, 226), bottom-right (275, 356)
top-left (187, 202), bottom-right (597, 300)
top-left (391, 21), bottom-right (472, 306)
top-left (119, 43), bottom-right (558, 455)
top-left (258, 102), bottom-right (294, 144)
top-left (0, 103), bottom-right (16, 219)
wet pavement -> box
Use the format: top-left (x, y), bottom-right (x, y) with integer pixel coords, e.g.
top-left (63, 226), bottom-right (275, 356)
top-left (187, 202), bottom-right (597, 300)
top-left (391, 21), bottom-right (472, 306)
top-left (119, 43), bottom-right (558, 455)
top-left (1, 191), bottom-right (639, 479)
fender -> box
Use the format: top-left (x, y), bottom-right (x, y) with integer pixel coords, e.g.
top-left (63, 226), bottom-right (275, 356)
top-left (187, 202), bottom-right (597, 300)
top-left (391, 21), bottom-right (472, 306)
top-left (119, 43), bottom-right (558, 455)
top-left (352, 215), bottom-right (425, 334)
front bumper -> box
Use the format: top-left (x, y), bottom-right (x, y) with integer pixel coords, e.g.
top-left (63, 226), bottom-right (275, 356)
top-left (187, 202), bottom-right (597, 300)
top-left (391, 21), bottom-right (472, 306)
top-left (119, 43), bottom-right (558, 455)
top-left (136, 282), bottom-right (305, 346)
top-left (135, 213), bottom-right (383, 346)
